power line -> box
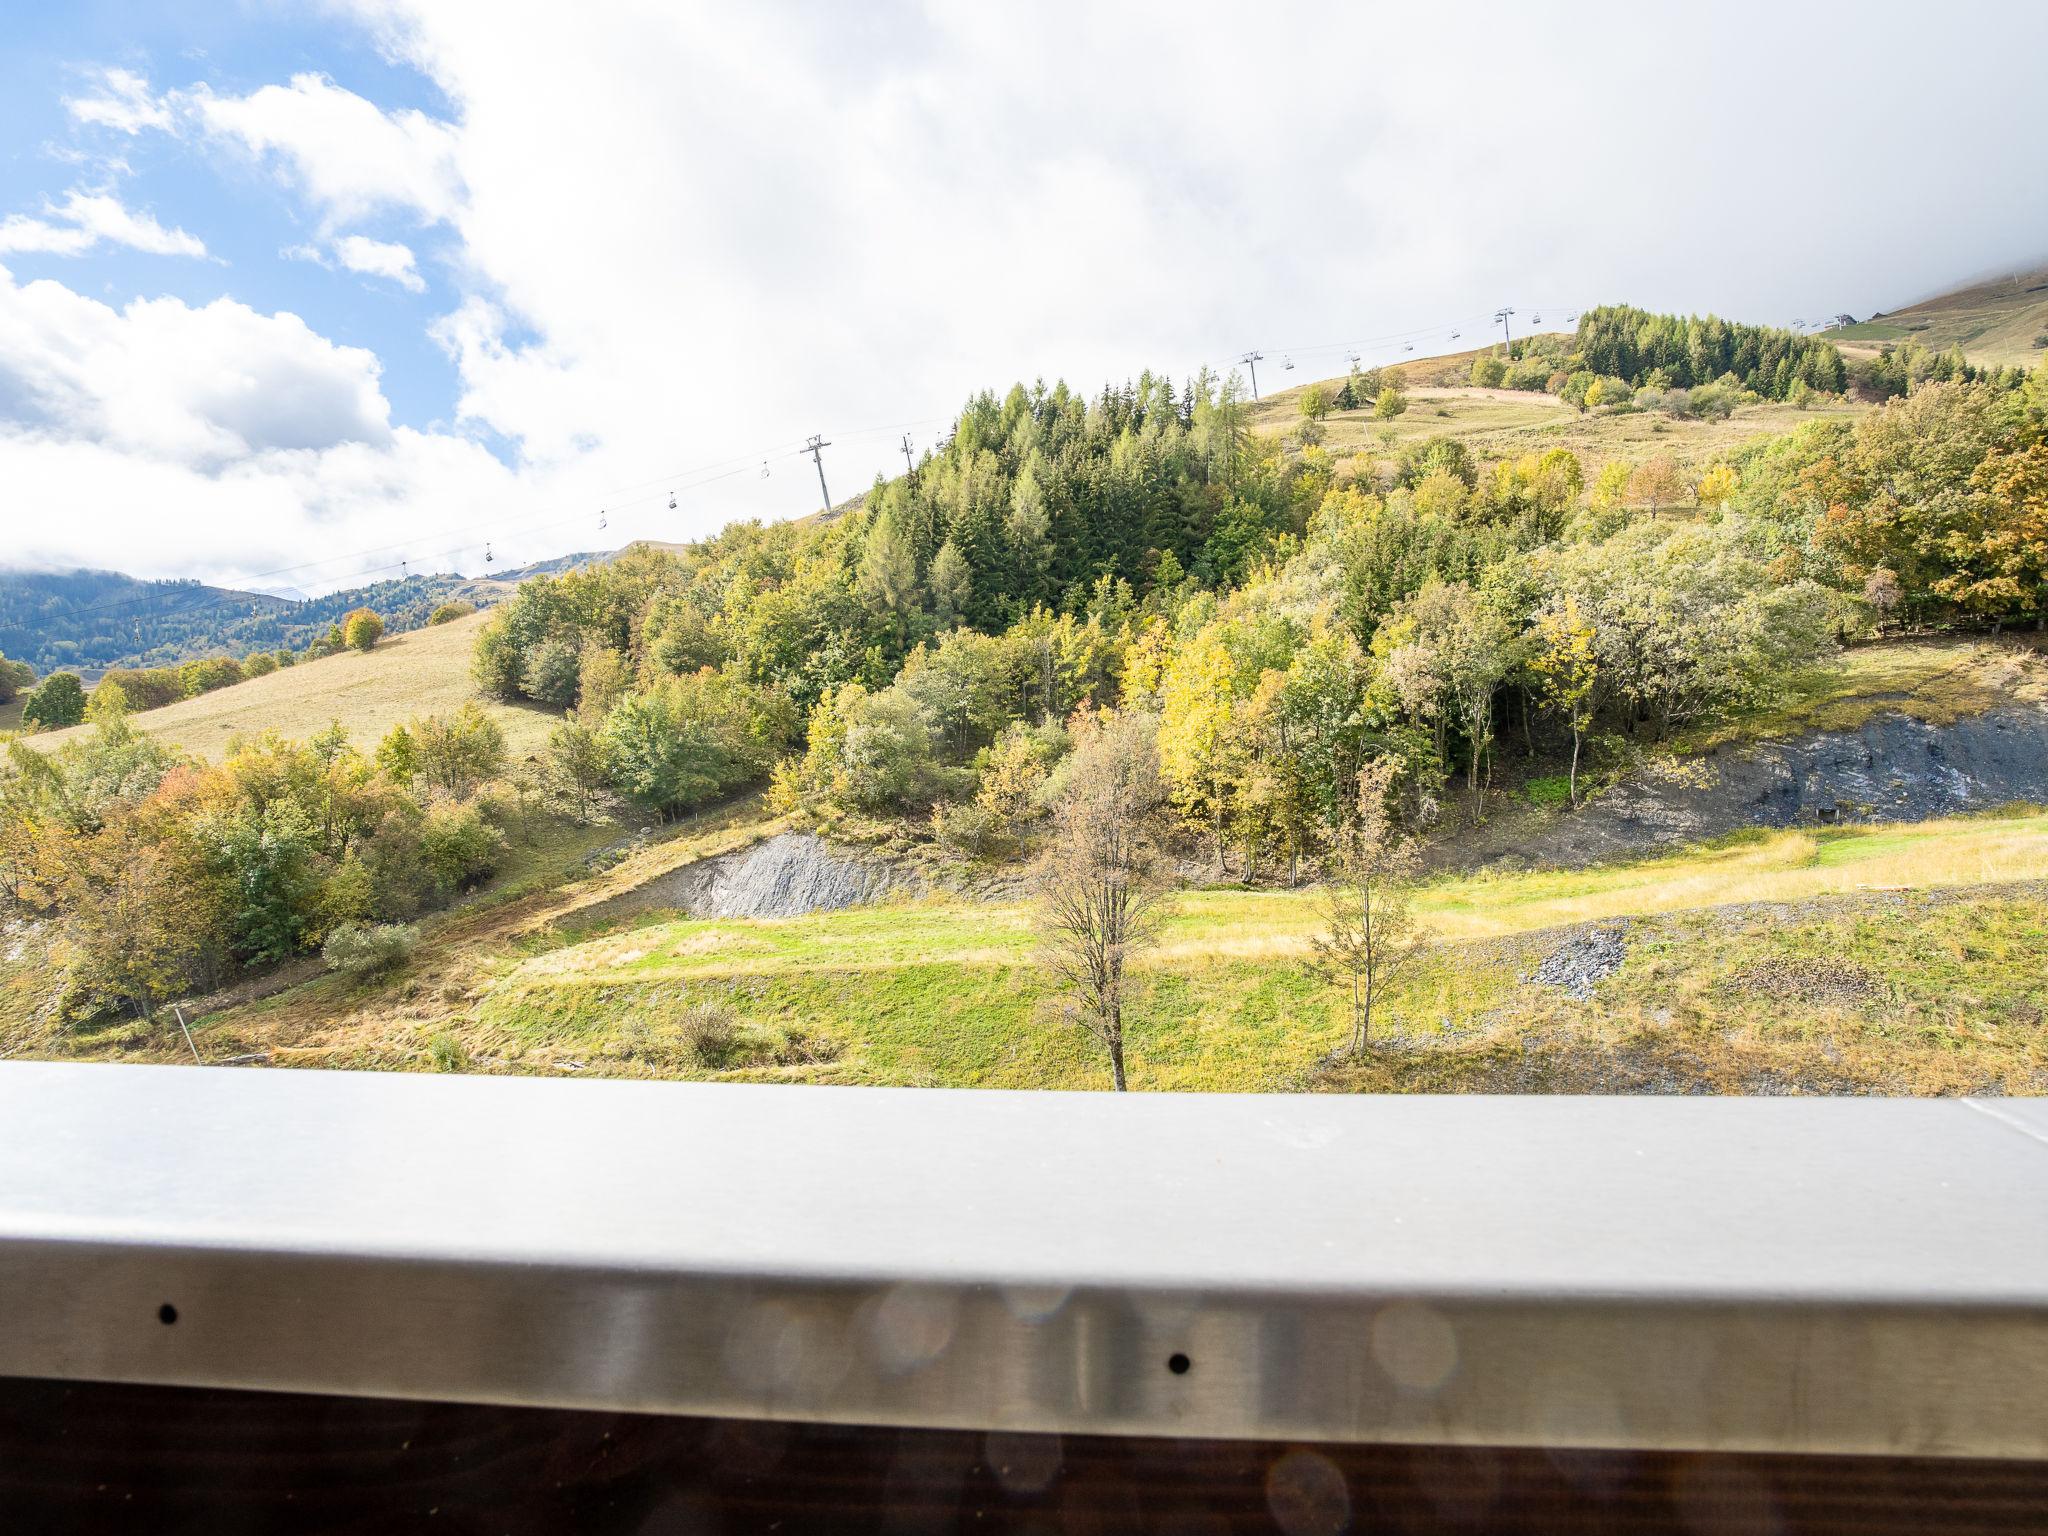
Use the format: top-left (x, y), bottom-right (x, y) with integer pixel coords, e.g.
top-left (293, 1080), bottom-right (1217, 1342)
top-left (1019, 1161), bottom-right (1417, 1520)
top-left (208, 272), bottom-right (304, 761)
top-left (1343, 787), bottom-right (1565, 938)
top-left (14, 300), bottom-right (1587, 646)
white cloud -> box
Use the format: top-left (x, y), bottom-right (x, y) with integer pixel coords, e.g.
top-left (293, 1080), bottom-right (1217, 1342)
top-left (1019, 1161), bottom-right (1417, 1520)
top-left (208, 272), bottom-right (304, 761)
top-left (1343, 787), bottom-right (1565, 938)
top-left (64, 66), bottom-right (174, 135)
top-left (0, 190), bottom-right (206, 259)
top-left (333, 0), bottom-right (2046, 538)
top-left (190, 72), bottom-right (463, 227)
top-left (333, 234), bottom-right (425, 291)
top-left (284, 234), bottom-right (427, 292)
top-left (0, 260), bottom-right (536, 587)
top-left (12, 2), bottom-right (2048, 594)
top-left (0, 422), bottom-right (524, 592)
top-left (0, 264), bottom-right (390, 464)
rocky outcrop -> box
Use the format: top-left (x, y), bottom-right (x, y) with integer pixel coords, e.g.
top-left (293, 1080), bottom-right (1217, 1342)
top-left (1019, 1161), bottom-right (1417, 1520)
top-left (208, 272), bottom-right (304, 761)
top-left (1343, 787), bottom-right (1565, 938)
top-left (591, 831), bottom-right (916, 922)
top-left (1501, 706), bottom-right (2048, 869)
top-left (1527, 924), bottom-right (1630, 1000)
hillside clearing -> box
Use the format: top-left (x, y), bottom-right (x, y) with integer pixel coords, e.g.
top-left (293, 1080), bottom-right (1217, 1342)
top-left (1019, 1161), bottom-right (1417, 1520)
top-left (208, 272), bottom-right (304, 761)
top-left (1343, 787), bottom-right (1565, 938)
top-left (20, 807), bottom-right (2032, 1095)
top-left (1247, 378), bottom-right (1863, 475)
top-left (461, 810), bottom-right (2048, 1094)
top-left (27, 609), bottom-right (557, 762)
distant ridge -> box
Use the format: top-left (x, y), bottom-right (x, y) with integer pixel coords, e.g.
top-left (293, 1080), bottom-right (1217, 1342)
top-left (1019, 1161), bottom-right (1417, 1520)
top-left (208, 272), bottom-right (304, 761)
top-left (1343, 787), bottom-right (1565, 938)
top-left (0, 551), bottom-right (609, 677)
top-left (1825, 260), bottom-right (2048, 369)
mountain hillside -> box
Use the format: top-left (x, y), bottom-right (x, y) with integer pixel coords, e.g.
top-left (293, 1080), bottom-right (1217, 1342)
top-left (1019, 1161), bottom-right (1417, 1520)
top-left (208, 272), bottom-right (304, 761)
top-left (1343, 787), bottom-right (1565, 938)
top-left (1826, 261), bottom-right (2048, 368)
top-left (29, 607), bottom-right (558, 763)
top-left (0, 554), bottom-right (605, 677)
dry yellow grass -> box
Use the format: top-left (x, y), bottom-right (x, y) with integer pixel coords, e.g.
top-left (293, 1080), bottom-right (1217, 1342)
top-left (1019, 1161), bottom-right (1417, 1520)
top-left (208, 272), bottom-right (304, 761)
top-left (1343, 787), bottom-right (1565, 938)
top-left (30, 610), bottom-right (555, 762)
top-left (1827, 262), bottom-right (2048, 369)
top-left (1250, 373), bottom-right (1864, 477)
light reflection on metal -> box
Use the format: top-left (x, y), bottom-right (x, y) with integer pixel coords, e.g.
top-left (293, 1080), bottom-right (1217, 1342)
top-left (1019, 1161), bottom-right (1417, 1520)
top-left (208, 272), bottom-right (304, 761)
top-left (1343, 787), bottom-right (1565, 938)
top-left (0, 1064), bottom-right (2045, 1459)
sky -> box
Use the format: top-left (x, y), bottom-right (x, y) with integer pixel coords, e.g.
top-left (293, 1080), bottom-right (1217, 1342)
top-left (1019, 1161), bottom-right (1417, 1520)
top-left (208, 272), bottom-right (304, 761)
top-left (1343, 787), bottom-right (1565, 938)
top-left (1, 0), bottom-right (2044, 596)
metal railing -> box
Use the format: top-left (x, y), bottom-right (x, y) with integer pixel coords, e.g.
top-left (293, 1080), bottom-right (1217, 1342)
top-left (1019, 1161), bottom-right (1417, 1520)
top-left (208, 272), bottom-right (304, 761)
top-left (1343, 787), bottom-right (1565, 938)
top-left (1, 1062), bottom-right (2044, 1458)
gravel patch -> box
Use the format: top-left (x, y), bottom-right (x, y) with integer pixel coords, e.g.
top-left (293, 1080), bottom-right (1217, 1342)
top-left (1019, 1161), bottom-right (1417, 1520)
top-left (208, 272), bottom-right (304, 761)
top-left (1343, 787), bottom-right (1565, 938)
top-left (1527, 924), bottom-right (1630, 1000)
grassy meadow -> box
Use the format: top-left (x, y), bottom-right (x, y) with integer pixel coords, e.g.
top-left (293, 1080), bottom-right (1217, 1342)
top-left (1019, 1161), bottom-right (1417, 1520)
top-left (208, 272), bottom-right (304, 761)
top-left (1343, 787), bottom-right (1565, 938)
top-left (84, 807), bottom-right (2034, 1096)
top-left (27, 609), bottom-right (558, 763)
top-left (1246, 376), bottom-right (1864, 479)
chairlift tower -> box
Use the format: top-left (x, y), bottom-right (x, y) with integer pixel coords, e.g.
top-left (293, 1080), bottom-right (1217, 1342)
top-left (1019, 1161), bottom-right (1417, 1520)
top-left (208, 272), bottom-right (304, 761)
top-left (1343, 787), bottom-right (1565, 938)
top-left (1239, 351), bottom-right (1265, 401)
top-left (806, 434), bottom-right (833, 514)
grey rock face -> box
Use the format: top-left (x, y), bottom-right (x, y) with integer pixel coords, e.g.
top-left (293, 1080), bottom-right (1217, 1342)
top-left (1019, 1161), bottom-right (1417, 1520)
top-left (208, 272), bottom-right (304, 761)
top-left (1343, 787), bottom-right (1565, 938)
top-left (1528, 925), bottom-right (1630, 1000)
top-left (619, 832), bottom-right (912, 920)
top-left (1509, 707), bottom-right (2048, 869)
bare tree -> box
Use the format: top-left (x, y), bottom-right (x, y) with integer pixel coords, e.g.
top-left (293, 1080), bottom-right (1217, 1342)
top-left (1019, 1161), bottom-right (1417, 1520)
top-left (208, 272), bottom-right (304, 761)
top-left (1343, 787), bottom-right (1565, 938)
top-left (1308, 758), bottom-right (1425, 1053)
top-left (1035, 712), bottom-right (1168, 1091)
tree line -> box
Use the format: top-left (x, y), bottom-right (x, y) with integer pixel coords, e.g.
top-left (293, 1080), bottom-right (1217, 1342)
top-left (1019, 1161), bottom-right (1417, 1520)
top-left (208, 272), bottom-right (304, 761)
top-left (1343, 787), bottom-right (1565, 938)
top-left (9, 327), bottom-right (2041, 1048)
top-left (0, 569), bottom-right (495, 677)
top-left (0, 700), bottom-right (518, 1020)
top-left (465, 352), bottom-right (2046, 885)
top-left (4, 605), bottom-right (476, 736)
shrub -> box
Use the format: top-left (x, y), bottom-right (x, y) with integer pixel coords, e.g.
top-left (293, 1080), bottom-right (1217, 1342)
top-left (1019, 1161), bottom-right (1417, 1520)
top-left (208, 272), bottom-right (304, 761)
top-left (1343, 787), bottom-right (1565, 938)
top-left (0, 655), bottom-right (34, 705)
top-left (1397, 435), bottom-right (1477, 489)
top-left (1683, 381), bottom-right (1740, 421)
top-left (242, 651), bottom-right (278, 679)
top-left (21, 672), bottom-right (86, 729)
top-left (342, 608), bottom-right (385, 652)
top-left (429, 601), bottom-right (476, 625)
top-left (679, 1001), bottom-right (742, 1067)
top-left (1469, 353), bottom-right (1506, 388)
top-left (417, 800), bottom-right (505, 896)
top-left (427, 1032), bottom-right (469, 1072)
top-left (470, 617), bottom-right (523, 699)
top-left (410, 704), bottom-right (508, 798)
top-left (375, 722), bottom-right (420, 784)
top-left (1372, 387), bottom-right (1408, 420)
top-left (321, 920), bottom-right (420, 978)
top-left (177, 656), bottom-right (245, 697)
top-left (84, 678), bottom-right (131, 723)
top-left (1524, 775), bottom-right (1571, 808)
top-left (524, 637), bottom-right (582, 709)
top-left (932, 798), bottom-right (1005, 860)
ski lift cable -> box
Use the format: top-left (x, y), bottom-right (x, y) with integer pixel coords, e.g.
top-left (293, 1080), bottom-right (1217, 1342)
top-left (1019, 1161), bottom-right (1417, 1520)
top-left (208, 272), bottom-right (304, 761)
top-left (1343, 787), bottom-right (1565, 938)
top-left (32, 458), bottom-right (779, 634)
top-left (1245, 303), bottom-right (1591, 370)
top-left (38, 302), bottom-right (1610, 636)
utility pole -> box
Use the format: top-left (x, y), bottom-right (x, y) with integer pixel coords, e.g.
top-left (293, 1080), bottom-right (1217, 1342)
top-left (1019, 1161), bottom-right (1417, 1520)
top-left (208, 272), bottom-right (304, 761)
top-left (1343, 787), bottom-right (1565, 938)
top-left (173, 1005), bottom-right (201, 1065)
top-left (900, 432), bottom-right (915, 477)
top-left (806, 433), bottom-right (832, 513)
top-left (1495, 307), bottom-right (1516, 351)
top-left (1239, 350), bottom-right (1265, 401)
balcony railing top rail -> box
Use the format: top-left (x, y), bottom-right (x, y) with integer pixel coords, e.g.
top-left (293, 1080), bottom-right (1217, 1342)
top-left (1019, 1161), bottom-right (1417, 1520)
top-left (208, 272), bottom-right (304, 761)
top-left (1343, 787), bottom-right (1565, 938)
top-left (2, 1062), bottom-right (2044, 1458)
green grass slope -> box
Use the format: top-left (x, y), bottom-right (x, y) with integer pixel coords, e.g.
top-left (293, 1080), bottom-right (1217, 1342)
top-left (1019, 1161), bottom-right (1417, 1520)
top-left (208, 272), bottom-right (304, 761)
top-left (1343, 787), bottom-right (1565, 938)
top-left (1826, 261), bottom-right (2048, 369)
top-left (465, 813), bottom-right (2047, 1094)
top-left (71, 807), bottom-right (2027, 1095)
